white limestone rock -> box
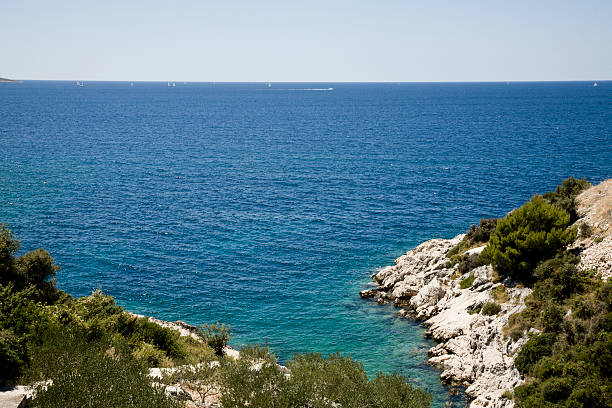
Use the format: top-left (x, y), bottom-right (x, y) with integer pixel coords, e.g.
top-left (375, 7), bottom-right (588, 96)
top-left (368, 235), bottom-right (530, 408)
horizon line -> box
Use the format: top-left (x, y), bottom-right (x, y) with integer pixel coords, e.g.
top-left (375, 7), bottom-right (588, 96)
top-left (3, 78), bottom-right (610, 83)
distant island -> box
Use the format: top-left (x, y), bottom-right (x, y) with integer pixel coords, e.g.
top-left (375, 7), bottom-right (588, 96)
top-left (0, 77), bottom-right (21, 83)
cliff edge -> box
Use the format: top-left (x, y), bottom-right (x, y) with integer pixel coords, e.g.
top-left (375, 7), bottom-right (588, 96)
top-left (361, 179), bottom-right (611, 408)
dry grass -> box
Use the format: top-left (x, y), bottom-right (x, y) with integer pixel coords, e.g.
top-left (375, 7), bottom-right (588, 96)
top-left (492, 285), bottom-right (510, 303)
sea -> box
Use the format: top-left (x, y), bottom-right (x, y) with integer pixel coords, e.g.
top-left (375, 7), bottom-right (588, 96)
top-left (1, 81), bottom-right (611, 406)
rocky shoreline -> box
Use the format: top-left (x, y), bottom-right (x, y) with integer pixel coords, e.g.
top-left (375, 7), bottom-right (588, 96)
top-left (361, 236), bottom-right (528, 408)
top-left (359, 178), bottom-right (612, 408)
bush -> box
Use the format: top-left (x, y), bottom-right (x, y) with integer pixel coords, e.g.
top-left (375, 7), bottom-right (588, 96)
top-left (0, 223), bottom-right (20, 286)
top-left (24, 335), bottom-right (177, 408)
top-left (120, 317), bottom-right (185, 361)
top-left (541, 304), bottom-right (564, 333)
top-left (481, 302), bottom-right (502, 316)
top-left (219, 344), bottom-right (286, 408)
top-left (200, 322), bottom-right (231, 356)
top-left (484, 195), bottom-right (575, 283)
top-left (539, 377), bottom-right (572, 403)
top-left (447, 218), bottom-right (497, 259)
top-left (579, 223), bottom-right (593, 238)
top-left (0, 329), bottom-right (25, 386)
top-left (515, 333), bottom-right (557, 375)
top-left (459, 273), bottom-right (476, 289)
top-left (542, 177), bottom-right (590, 224)
top-left (466, 218), bottom-right (498, 243)
top-left (457, 253), bottom-right (484, 275)
top-left (281, 352), bottom-right (431, 408)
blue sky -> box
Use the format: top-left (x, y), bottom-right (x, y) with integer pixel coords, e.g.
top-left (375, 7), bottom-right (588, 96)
top-left (2, 0), bottom-right (611, 81)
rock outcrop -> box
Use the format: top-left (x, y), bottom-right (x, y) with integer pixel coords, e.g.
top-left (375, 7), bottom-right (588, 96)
top-left (361, 178), bottom-right (612, 408)
top-left (362, 236), bottom-right (529, 408)
top-left (574, 179), bottom-right (612, 280)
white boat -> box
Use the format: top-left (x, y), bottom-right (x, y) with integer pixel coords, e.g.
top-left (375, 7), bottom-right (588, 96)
top-left (267, 82), bottom-right (272, 87)
top-left (172, 82), bottom-right (176, 87)
top-left (168, 82), bottom-right (171, 87)
top-left (76, 81), bottom-right (84, 87)
top-left (593, 82), bottom-right (598, 87)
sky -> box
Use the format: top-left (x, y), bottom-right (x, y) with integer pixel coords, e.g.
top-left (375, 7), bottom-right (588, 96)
top-left (2, 0), bottom-right (611, 82)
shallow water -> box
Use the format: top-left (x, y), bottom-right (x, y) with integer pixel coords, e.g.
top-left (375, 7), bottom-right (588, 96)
top-left (1, 81), bottom-right (611, 406)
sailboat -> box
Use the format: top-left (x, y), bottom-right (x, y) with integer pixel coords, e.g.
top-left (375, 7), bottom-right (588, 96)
top-left (267, 82), bottom-right (272, 88)
top-left (76, 81), bottom-right (84, 87)
top-left (172, 82), bottom-right (176, 87)
top-left (593, 82), bottom-right (598, 87)
top-left (168, 82), bottom-right (171, 87)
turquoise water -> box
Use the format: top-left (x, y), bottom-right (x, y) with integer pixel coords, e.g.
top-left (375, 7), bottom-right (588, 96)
top-left (1, 81), bottom-right (611, 406)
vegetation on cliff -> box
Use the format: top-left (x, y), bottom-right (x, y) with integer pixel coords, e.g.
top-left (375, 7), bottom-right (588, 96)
top-left (0, 223), bottom-right (431, 407)
top-left (455, 178), bottom-right (610, 407)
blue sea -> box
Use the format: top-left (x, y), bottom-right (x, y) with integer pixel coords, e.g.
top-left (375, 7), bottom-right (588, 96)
top-left (1, 81), bottom-right (611, 406)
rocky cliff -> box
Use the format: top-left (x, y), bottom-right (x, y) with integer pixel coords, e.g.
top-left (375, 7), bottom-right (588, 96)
top-left (360, 179), bottom-right (612, 408)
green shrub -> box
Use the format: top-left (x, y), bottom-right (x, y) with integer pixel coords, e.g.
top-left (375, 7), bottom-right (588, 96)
top-left (459, 273), bottom-right (476, 289)
top-left (219, 344), bottom-right (285, 408)
top-left (200, 322), bottom-right (231, 356)
top-left (24, 335), bottom-right (177, 408)
top-left (465, 218), bottom-right (498, 243)
top-left (540, 377), bottom-right (572, 403)
top-left (129, 318), bottom-right (185, 360)
top-left (447, 218), bottom-right (497, 259)
top-left (367, 372), bottom-right (432, 408)
top-left (541, 304), bottom-right (564, 333)
top-left (484, 195), bottom-right (575, 283)
top-left (0, 223), bottom-right (20, 286)
top-left (467, 303), bottom-right (482, 315)
top-left (132, 342), bottom-right (172, 367)
top-left (579, 223), bottom-right (593, 238)
top-left (457, 253), bottom-right (484, 275)
top-left (515, 333), bottom-right (557, 375)
top-left (282, 352), bottom-right (431, 408)
top-left (481, 302), bottom-right (502, 316)
top-left (0, 329), bottom-right (25, 386)
top-left (542, 177), bottom-right (590, 223)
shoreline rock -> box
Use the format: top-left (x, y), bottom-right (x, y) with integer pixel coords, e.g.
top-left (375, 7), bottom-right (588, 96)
top-left (365, 235), bottom-right (529, 407)
top-left (363, 179), bottom-right (612, 408)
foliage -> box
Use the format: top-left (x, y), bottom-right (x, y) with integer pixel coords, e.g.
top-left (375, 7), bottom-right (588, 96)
top-left (512, 275), bottom-right (612, 407)
top-left (514, 333), bottom-right (557, 375)
top-left (579, 223), bottom-right (593, 238)
top-left (200, 322), bottom-right (231, 356)
top-left (447, 218), bottom-right (498, 260)
top-left (219, 344), bottom-right (286, 408)
top-left (542, 177), bottom-right (590, 224)
top-left (1, 225), bottom-right (433, 407)
top-left (23, 333), bottom-right (177, 408)
top-left (118, 316), bottom-right (186, 361)
top-left (459, 273), bottom-right (476, 289)
top-left (0, 285), bottom-right (51, 385)
top-left (214, 347), bottom-right (432, 408)
top-left (483, 195), bottom-right (575, 283)
top-left (457, 253), bottom-right (485, 275)
top-left (481, 302), bottom-right (502, 316)
top-left (0, 223), bottom-right (60, 303)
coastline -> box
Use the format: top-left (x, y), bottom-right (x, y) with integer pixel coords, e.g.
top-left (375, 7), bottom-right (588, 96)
top-left (361, 236), bottom-right (528, 408)
top-left (360, 179), bottom-right (612, 408)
